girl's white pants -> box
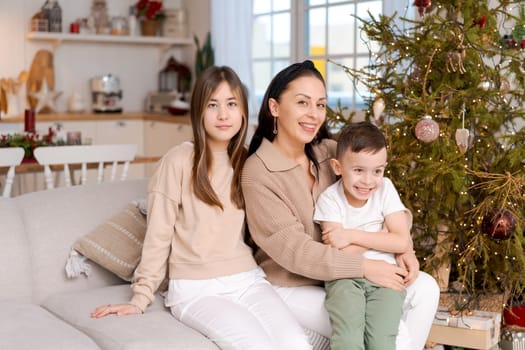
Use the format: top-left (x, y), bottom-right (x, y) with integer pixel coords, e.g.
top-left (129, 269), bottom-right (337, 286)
top-left (166, 267), bottom-right (312, 350)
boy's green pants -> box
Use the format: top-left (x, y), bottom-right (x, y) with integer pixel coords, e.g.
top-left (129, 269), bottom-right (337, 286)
top-left (325, 278), bottom-right (406, 350)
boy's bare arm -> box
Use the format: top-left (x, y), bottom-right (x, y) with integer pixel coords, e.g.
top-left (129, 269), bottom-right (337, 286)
top-left (321, 211), bottom-right (411, 253)
top-left (356, 210), bottom-right (411, 253)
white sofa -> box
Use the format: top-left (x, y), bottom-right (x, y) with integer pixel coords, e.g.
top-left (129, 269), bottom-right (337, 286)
top-left (0, 179), bottom-right (220, 350)
top-left (0, 178), bottom-right (329, 350)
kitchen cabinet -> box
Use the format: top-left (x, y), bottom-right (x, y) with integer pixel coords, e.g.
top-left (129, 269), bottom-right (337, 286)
top-left (143, 119), bottom-right (192, 175)
top-left (0, 112), bottom-right (189, 160)
top-left (96, 119), bottom-right (145, 179)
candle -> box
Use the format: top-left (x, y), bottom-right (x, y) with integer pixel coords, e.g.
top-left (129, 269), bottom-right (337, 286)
top-left (67, 131), bottom-right (82, 145)
top-left (24, 109), bottom-right (35, 133)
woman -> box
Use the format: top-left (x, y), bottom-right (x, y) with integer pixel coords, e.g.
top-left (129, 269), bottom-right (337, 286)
top-left (241, 60), bottom-right (439, 350)
top-left (92, 66), bottom-right (311, 350)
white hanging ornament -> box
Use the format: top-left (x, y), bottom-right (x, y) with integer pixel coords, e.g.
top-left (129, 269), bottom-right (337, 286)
top-left (372, 97), bottom-right (385, 122)
top-left (477, 80), bottom-right (494, 91)
top-left (455, 129), bottom-right (470, 153)
top-left (499, 77), bottom-right (510, 94)
top-left (415, 115), bottom-right (439, 143)
top-left (455, 109), bottom-right (470, 154)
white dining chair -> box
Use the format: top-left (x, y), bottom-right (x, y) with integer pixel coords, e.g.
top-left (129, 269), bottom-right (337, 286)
top-left (33, 144), bottom-right (138, 190)
top-left (0, 147), bottom-right (25, 197)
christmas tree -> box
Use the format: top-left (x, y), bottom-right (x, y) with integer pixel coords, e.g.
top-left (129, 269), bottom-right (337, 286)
top-left (327, 0), bottom-right (525, 306)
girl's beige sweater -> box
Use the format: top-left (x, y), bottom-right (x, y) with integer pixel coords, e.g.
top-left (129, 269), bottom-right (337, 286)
top-left (131, 142), bottom-right (257, 311)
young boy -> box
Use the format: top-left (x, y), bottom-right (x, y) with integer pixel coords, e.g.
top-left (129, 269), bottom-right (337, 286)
top-left (313, 121), bottom-right (413, 350)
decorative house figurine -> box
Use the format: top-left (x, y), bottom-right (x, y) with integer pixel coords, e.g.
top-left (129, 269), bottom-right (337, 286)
top-left (158, 56), bottom-right (179, 92)
top-left (158, 56), bottom-right (191, 95)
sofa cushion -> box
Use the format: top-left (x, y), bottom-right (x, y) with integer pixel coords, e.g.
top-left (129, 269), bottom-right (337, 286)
top-left (71, 202), bottom-right (147, 281)
top-left (0, 198), bottom-right (32, 302)
top-left (43, 285), bottom-right (331, 350)
top-left (15, 179), bottom-right (149, 304)
top-left (0, 301), bottom-right (99, 350)
top-left (43, 284), bottom-right (220, 350)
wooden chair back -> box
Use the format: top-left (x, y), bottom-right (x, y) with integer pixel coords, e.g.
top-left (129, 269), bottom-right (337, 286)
top-left (0, 147), bottom-right (25, 197)
top-left (33, 144), bottom-right (138, 189)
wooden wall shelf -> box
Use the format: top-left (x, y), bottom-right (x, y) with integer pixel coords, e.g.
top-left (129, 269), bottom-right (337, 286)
top-left (26, 32), bottom-right (193, 51)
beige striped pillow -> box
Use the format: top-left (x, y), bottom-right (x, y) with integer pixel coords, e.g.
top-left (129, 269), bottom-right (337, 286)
top-left (72, 202), bottom-right (147, 281)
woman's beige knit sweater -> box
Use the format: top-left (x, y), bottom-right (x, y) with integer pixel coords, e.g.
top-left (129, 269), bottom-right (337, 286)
top-left (241, 138), bottom-right (364, 288)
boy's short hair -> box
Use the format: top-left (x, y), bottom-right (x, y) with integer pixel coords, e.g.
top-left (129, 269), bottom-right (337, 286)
top-left (336, 121), bottom-right (387, 159)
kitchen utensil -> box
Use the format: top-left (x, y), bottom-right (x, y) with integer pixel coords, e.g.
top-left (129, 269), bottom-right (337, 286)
top-left (90, 74), bottom-right (122, 113)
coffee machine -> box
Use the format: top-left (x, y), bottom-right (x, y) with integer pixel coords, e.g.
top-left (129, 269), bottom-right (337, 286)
top-left (90, 74), bottom-right (122, 113)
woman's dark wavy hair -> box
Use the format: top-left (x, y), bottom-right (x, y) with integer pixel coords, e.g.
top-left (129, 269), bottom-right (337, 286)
top-left (190, 65), bottom-right (248, 210)
top-left (247, 60), bottom-right (331, 170)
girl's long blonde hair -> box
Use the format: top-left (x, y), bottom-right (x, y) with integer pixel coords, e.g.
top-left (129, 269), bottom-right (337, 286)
top-left (190, 66), bottom-right (248, 210)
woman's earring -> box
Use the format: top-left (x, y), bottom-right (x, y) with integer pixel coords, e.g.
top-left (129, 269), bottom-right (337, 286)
top-left (273, 117), bottom-right (278, 134)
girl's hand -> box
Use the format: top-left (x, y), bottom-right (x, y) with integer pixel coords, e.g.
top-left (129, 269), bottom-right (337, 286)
top-left (322, 226), bottom-right (353, 249)
top-left (90, 303), bottom-right (142, 318)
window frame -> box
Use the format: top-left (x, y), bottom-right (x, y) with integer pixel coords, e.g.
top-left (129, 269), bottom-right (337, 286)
top-left (251, 1), bottom-right (412, 112)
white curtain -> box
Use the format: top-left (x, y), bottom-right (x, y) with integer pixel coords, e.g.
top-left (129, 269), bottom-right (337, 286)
top-left (210, 0), bottom-right (257, 120)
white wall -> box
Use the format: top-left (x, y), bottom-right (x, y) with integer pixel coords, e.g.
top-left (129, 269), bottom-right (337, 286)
top-left (0, 0), bottom-right (209, 113)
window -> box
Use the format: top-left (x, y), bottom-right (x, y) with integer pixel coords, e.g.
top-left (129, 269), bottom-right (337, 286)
top-left (252, 0), bottom-right (385, 111)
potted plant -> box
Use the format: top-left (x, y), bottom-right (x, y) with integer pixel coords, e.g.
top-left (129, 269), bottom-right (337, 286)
top-left (194, 32), bottom-right (215, 77)
top-left (134, 0), bottom-right (165, 36)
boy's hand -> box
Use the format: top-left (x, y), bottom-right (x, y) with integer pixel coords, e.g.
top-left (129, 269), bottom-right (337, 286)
top-left (321, 225), bottom-right (352, 249)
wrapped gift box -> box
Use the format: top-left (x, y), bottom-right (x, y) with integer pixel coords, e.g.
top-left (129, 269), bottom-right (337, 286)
top-left (427, 306), bottom-right (502, 349)
top-left (500, 327), bottom-right (525, 350)
top-left (439, 292), bottom-right (505, 313)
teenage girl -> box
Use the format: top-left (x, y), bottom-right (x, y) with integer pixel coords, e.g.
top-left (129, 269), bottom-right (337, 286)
top-left (91, 66), bottom-right (312, 350)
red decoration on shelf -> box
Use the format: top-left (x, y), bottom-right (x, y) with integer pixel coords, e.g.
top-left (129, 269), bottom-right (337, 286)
top-left (415, 115), bottom-right (439, 143)
top-left (414, 0), bottom-right (431, 17)
top-left (24, 109), bottom-right (35, 133)
top-left (481, 209), bottom-right (516, 240)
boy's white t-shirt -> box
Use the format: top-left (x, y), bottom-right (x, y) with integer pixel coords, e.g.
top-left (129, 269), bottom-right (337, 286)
top-left (313, 177), bottom-right (410, 265)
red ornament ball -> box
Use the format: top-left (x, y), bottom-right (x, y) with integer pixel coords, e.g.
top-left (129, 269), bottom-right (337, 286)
top-left (481, 209), bottom-right (516, 240)
top-left (414, 0), bottom-right (431, 16)
top-left (415, 115), bottom-right (440, 143)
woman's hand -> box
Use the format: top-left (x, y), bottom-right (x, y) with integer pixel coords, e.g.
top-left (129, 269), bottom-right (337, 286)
top-left (396, 250), bottom-right (420, 286)
top-left (90, 303), bottom-right (142, 318)
top-left (362, 259), bottom-right (408, 291)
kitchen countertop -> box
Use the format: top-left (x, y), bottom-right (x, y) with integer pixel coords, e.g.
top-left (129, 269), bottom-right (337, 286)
top-left (0, 155), bottom-right (161, 175)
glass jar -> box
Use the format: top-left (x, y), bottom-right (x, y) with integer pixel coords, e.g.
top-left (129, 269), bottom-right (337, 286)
top-left (111, 16), bottom-right (129, 36)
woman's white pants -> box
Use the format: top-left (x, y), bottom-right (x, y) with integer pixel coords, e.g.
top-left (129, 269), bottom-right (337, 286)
top-left (273, 271), bottom-right (440, 350)
top-left (166, 267), bottom-right (312, 350)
